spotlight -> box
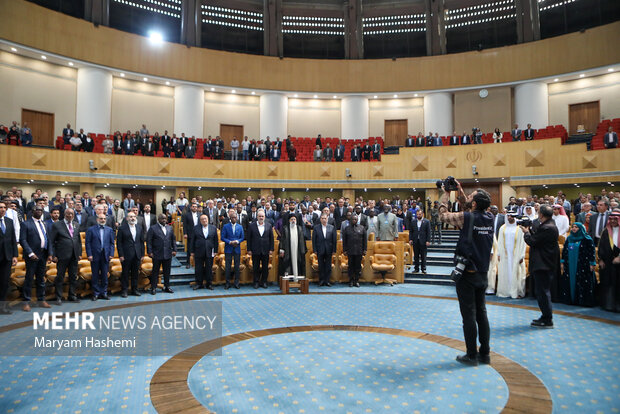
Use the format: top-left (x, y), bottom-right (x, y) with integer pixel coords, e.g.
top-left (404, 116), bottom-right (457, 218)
top-left (608, 68), bottom-right (614, 72)
top-left (10, 47), bottom-right (17, 52)
top-left (165, 81), bottom-right (170, 85)
top-left (231, 90), bottom-right (236, 94)
top-left (393, 94), bottom-right (398, 98)
top-left (210, 87), bottom-right (215, 91)
top-left (68, 62), bottom-right (74, 66)
top-left (579, 73), bottom-right (585, 78)
top-left (333, 95), bottom-right (337, 99)
top-left (554, 78), bottom-right (559, 82)
top-left (120, 73), bottom-right (125, 77)
top-left (294, 94), bottom-right (298, 98)
top-left (330, 188), bottom-right (333, 192)
top-left (373, 96), bottom-right (378, 99)
top-left (41, 55), bottom-right (47, 60)
top-left (148, 31), bottom-right (163, 44)
top-left (364, 188), bottom-right (367, 192)
top-left (251, 91), bottom-right (255, 95)
top-left (313, 95), bottom-right (318, 98)
top-left (247, 187), bottom-right (251, 191)
top-left (143, 77), bottom-right (148, 82)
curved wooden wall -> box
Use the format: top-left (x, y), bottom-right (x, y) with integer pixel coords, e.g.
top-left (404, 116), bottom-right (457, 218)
top-left (1, 0), bottom-right (619, 93)
top-left (2, 140), bottom-right (618, 189)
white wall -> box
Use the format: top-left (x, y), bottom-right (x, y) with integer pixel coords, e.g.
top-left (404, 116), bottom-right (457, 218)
top-left (0, 51), bottom-right (77, 138)
top-left (204, 92), bottom-right (260, 139)
top-left (111, 78), bottom-right (174, 135)
top-left (288, 98), bottom-right (341, 138)
top-left (548, 72), bottom-right (620, 127)
top-left (369, 98), bottom-right (424, 138)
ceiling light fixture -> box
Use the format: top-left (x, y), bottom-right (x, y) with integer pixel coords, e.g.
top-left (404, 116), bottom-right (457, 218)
top-left (210, 87), bottom-right (215, 91)
top-left (120, 73), bottom-right (125, 77)
top-left (143, 77), bottom-right (148, 82)
top-left (41, 55), bottom-right (47, 60)
top-left (165, 81), bottom-right (170, 85)
top-left (68, 62), bottom-right (74, 66)
top-left (10, 47), bottom-right (17, 52)
top-left (579, 73), bottom-right (585, 78)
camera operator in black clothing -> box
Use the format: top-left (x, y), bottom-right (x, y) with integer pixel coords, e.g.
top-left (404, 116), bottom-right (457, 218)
top-left (438, 179), bottom-right (494, 366)
top-left (521, 205), bottom-right (559, 328)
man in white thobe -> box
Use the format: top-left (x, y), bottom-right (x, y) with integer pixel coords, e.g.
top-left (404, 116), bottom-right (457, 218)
top-left (486, 234), bottom-right (499, 295)
top-left (552, 204), bottom-right (570, 235)
top-left (496, 213), bottom-right (526, 298)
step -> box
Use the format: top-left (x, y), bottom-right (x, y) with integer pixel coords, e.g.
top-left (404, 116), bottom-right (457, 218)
top-left (404, 277), bottom-right (454, 286)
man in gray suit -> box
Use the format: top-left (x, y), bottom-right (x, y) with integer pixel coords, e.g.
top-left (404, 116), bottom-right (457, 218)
top-left (323, 144), bottom-right (333, 162)
top-left (576, 201), bottom-right (593, 224)
top-left (589, 200), bottom-right (610, 246)
top-left (376, 204), bottom-right (398, 241)
top-left (184, 143), bottom-right (196, 159)
top-left (511, 124), bottom-right (522, 142)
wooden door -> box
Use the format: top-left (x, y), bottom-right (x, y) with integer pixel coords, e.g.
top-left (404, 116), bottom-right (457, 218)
top-left (219, 124), bottom-right (244, 149)
top-left (121, 188), bottom-right (156, 209)
top-left (384, 119), bottom-right (408, 147)
top-left (460, 182), bottom-right (501, 208)
top-left (22, 109), bottom-right (54, 146)
top-left (569, 101), bottom-right (599, 135)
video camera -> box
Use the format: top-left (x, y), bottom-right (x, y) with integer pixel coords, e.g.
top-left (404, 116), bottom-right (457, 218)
top-left (436, 176), bottom-right (459, 192)
top-left (516, 216), bottom-right (532, 228)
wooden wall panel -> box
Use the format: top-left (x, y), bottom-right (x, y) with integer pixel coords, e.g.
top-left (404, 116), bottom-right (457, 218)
top-left (0, 140), bottom-right (618, 189)
top-left (1, 0), bottom-right (619, 93)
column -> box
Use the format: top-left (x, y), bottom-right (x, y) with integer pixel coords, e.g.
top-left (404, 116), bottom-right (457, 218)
top-left (181, 0), bottom-right (201, 47)
top-left (76, 67), bottom-right (112, 134)
top-left (341, 96), bottom-right (368, 140)
top-left (501, 182), bottom-right (517, 208)
top-left (263, 0), bottom-right (282, 57)
top-left (79, 183), bottom-right (95, 196)
top-left (515, 186), bottom-right (531, 199)
top-left (174, 85), bottom-right (204, 138)
top-left (260, 94), bottom-right (288, 140)
top-left (344, 0), bottom-right (363, 59)
top-left (260, 188), bottom-right (273, 198)
top-left (342, 189), bottom-right (355, 201)
top-left (424, 0), bottom-right (446, 56)
top-left (514, 82), bottom-right (548, 129)
top-left (423, 92), bottom-right (453, 136)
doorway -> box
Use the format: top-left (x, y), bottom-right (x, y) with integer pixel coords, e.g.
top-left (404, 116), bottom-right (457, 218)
top-left (569, 101), bottom-right (599, 135)
top-left (459, 182), bottom-right (501, 207)
top-left (219, 124), bottom-right (244, 149)
top-left (384, 119), bottom-right (408, 147)
top-left (22, 109), bottom-right (54, 146)
top-left (121, 188), bottom-right (156, 211)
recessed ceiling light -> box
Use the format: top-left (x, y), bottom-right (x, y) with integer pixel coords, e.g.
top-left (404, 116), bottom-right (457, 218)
top-left (553, 78), bottom-right (559, 82)
top-left (10, 47), bottom-right (17, 52)
top-left (120, 73), bottom-right (125, 77)
top-left (333, 95), bottom-right (337, 99)
top-left (294, 94), bottom-right (298, 98)
top-left (414, 93), bottom-right (418, 97)
top-left (393, 94), bottom-right (398, 98)
top-left (68, 62), bottom-right (74, 66)
top-left (313, 95), bottom-right (318, 98)
top-left (41, 55), bottom-right (46, 60)
top-left (373, 95), bottom-right (378, 99)
top-left (143, 77), bottom-right (148, 82)
top-left (148, 31), bottom-right (163, 44)
top-left (579, 73), bottom-right (585, 78)
top-left (251, 91), bottom-right (255, 95)
top-left (231, 89), bottom-right (236, 94)
top-left (608, 68), bottom-right (614, 72)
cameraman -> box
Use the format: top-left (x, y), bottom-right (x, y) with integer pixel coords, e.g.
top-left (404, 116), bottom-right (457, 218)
top-left (438, 180), bottom-right (494, 366)
top-left (520, 205), bottom-right (559, 328)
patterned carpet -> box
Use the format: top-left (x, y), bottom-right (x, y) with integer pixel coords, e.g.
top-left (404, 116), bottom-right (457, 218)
top-left (0, 283), bottom-right (618, 413)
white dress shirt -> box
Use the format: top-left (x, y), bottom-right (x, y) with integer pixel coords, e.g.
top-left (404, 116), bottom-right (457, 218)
top-left (129, 224), bottom-right (136, 241)
top-left (258, 223), bottom-right (265, 236)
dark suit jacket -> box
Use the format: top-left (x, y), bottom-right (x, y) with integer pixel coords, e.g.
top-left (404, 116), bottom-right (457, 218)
top-left (334, 147), bottom-right (344, 161)
top-left (142, 213), bottom-right (157, 233)
top-left (116, 222), bottom-right (144, 259)
top-left (405, 138), bottom-right (415, 147)
top-left (461, 135), bottom-right (471, 145)
top-left (589, 212), bottom-right (609, 240)
top-left (123, 139), bottom-right (135, 155)
top-left (270, 148), bottom-right (281, 161)
top-left (81, 135), bottom-right (94, 152)
top-left (449, 136), bottom-right (460, 146)
top-left (183, 211), bottom-right (200, 237)
top-left (524, 128), bottom-right (535, 140)
top-left (73, 212), bottom-right (88, 232)
top-left (85, 214), bottom-right (115, 231)
top-left (333, 206), bottom-right (348, 229)
top-left (49, 220), bottom-right (82, 260)
top-left (146, 224), bottom-right (176, 260)
top-left (342, 224), bottom-right (367, 256)
top-left (524, 219), bottom-right (559, 273)
top-left (143, 141), bottom-right (155, 156)
top-left (415, 137), bottom-right (426, 147)
top-left (85, 225), bottom-right (115, 260)
top-left (0, 217), bottom-right (18, 261)
top-left (19, 218), bottom-right (51, 258)
top-left (312, 223), bottom-right (337, 255)
top-left (185, 145), bottom-right (196, 159)
top-left (190, 224), bottom-right (218, 257)
top-left (409, 218), bottom-right (431, 245)
top-left (350, 148), bottom-right (361, 161)
top-left (323, 147), bottom-right (333, 161)
top-left (246, 222), bottom-right (274, 255)
top-left (493, 214), bottom-right (505, 237)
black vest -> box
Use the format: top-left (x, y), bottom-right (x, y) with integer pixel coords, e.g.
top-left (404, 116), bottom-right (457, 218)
top-left (456, 210), bottom-right (494, 273)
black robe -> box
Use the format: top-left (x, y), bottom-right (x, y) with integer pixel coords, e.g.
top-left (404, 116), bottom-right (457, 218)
top-left (597, 228), bottom-right (620, 312)
top-left (280, 224), bottom-right (306, 276)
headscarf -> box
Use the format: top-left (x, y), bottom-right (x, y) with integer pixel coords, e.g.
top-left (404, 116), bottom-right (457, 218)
top-left (584, 212), bottom-right (593, 232)
top-left (605, 212), bottom-right (620, 248)
top-left (566, 222), bottom-right (592, 244)
top-left (553, 204), bottom-right (567, 216)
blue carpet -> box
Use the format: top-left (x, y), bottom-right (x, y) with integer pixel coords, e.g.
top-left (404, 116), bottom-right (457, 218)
top-left (0, 284), bottom-right (618, 413)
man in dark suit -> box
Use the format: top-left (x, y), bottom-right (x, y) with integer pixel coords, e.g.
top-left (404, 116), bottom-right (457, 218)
top-left (142, 204), bottom-right (157, 235)
top-left (81, 130), bottom-right (94, 152)
top-left (19, 206), bottom-right (51, 310)
top-left (312, 213), bottom-right (337, 286)
top-left (334, 143), bottom-right (344, 162)
top-left (461, 132), bottom-right (471, 145)
top-left (221, 211), bottom-right (244, 289)
top-left (405, 135), bottom-right (415, 147)
top-left (184, 142), bottom-right (196, 159)
top-left (449, 132), bottom-right (460, 146)
top-left (522, 205), bottom-right (559, 328)
top-left (270, 145), bottom-right (281, 161)
top-left (246, 210), bottom-right (274, 288)
top-left (123, 136), bottom-right (135, 155)
top-left (490, 205), bottom-right (505, 238)
top-left (190, 214), bottom-right (218, 290)
top-left (604, 126), bottom-right (618, 149)
top-left (146, 214), bottom-right (176, 295)
top-left (415, 134), bottom-right (426, 147)
top-left (85, 204), bottom-right (115, 231)
top-left (323, 144), bottom-right (333, 162)
top-left (62, 123), bottom-right (74, 144)
top-left (524, 124), bottom-right (535, 140)
top-left (143, 137), bottom-right (155, 156)
top-left (0, 201), bottom-right (18, 313)
top-left (73, 201), bottom-right (88, 232)
top-left (183, 203), bottom-right (200, 268)
top-left (409, 210), bottom-right (431, 273)
top-left (342, 214), bottom-right (367, 287)
top-left (589, 200), bottom-right (610, 246)
top-left (362, 142), bottom-right (371, 161)
top-left (85, 213), bottom-right (115, 300)
top-left (333, 199), bottom-right (348, 229)
top-left (372, 141), bottom-right (381, 160)
top-left (350, 144), bottom-right (361, 162)
top-left (48, 208), bottom-right (82, 305)
top-left (174, 139), bottom-right (184, 158)
top-left (252, 143), bottom-right (263, 161)
top-left (116, 211), bottom-right (144, 297)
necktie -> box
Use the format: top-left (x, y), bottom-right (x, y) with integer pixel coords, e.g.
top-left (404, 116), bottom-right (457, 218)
top-left (597, 214), bottom-right (604, 237)
top-left (0, 218), bottom-right (4, 234)
top-left (68, 222), bottom-right (73, 237)
top-left (38, 220), bottom-right (48, 249)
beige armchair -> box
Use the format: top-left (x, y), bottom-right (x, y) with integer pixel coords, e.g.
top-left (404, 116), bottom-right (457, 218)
top-left (370, 242), bottom-right (398, 285)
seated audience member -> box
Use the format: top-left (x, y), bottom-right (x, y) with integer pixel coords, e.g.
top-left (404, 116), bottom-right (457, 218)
top-left (313, 145), bottom-right (323, 161)
top-left (492, 128), bottom-right (502, 143)
top-left (524, 124), bottom-right (535, 140)
top-left (20, 123), bottom-right (33, 146)
top-left (69, 134), bottom-right (82, 151)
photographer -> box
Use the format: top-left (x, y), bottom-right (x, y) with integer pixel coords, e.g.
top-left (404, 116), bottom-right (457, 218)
top-left (521, 205), bottom-right (559, 328)
top-left (438, 179), bottom-right (494, 366)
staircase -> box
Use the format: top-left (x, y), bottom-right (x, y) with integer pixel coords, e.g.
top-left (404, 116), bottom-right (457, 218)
top-left (167, 241), bottom-right (196, 286)
top-left (405, 229), bottom-right (459, 286)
